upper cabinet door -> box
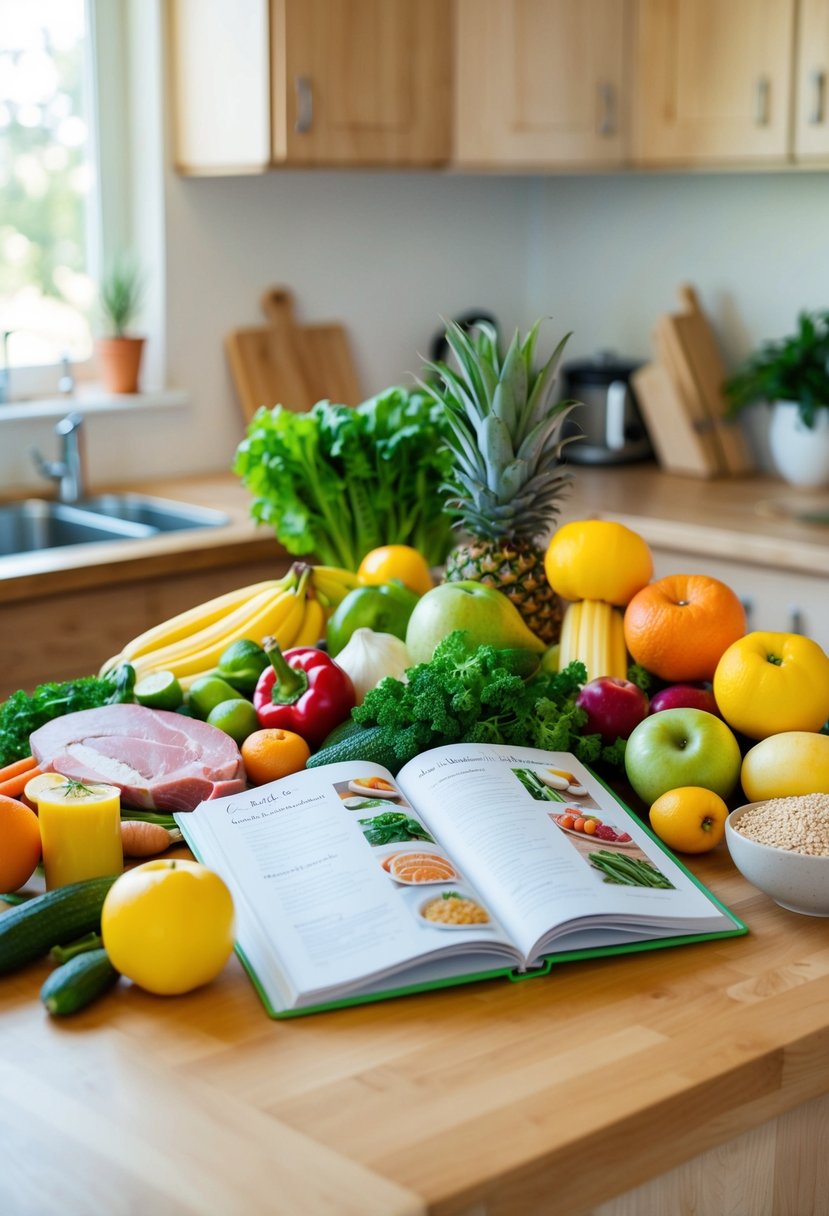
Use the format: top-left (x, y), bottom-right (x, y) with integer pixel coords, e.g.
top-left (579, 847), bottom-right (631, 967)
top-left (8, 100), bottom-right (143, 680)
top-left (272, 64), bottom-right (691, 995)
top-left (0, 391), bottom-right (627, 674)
top-left (454, 0), bottom-right (630, 168)
top-left (632, 0), bottom-right (796, 165)
top-left (274, 0), bottom-right (451, 166)
top-left (794, 0), bottom-right (829, 159)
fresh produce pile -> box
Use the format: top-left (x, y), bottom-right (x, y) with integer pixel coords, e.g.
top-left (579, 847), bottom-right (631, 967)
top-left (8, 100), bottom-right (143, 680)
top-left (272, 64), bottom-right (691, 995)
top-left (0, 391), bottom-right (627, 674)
top-left (3, 316), bottom-right (829, 1021)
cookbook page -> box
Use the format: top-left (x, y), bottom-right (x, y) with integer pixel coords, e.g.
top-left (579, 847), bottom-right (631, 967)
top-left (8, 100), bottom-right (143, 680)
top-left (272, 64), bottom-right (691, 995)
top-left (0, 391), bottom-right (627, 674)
top-left (176, 760), bottom-right (518, 1003)
top-left (396, 743), bottom-right (733, 963)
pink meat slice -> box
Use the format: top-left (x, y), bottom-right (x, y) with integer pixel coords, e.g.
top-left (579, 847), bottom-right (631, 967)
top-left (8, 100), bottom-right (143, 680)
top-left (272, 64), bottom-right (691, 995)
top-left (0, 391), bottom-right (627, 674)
top-left (29, 704), bottom-right (246, 812)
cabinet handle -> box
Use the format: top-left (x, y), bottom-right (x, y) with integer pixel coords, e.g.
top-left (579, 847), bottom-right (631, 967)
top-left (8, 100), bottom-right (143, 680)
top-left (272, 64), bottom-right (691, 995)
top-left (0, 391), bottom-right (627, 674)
top-left (810, 69), bottom-right (826, 124)
top-left (294, 75), bottom-right (313, 134)
top-left (754, 76), bottom-right (770, 126)
top-left (597, 82), bottom-right (617, 136)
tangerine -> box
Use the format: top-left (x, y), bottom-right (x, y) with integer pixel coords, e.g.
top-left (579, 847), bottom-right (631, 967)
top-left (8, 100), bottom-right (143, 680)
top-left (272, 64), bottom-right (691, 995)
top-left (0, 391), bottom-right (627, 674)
top-left (544, 520), bottom-right (653, 606)
top-left (241, 728), bottom-right (311, 785)
top-left (623, 573), bottom-right (746, 682)
top-left (0, 794), bottom-right (42, 892)
top-left (357, 545), bottom-right (434, 596)
top-left (648, 786), bottom-right (729, 854)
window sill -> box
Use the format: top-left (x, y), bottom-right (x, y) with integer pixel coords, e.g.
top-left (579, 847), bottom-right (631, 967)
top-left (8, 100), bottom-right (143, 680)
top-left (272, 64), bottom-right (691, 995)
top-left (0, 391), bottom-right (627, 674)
top-left (0, 386), bottom-right (190, 423)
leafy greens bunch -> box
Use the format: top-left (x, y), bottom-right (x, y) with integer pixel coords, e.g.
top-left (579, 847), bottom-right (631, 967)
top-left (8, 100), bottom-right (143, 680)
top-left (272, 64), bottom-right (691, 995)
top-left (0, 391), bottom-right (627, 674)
top-left (350, 633), bottom-right (627, 771)
top-left (0, 664), bottom-right (135, 767)
top-left (233, 387), bottom-right (456, 569)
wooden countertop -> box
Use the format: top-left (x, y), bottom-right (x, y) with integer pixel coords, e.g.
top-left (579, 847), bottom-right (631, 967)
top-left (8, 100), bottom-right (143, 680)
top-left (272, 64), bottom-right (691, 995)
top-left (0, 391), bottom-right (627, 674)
top-left (3, 848), bottom-right (828, 1214)
top-left (2, 464), bottom-right (826, 609)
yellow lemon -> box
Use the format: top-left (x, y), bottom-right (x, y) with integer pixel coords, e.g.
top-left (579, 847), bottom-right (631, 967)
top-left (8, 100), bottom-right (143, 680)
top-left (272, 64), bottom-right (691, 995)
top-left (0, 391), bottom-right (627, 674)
top-left (713, 631), bottom-right (829, 740)
top-left (544, 520), bottom-right (653, 606)
top-left (740, 731), bottom-right (829, 802)
top-left (357, 545), bottom-right (434, 596)
top-left (648, 786), bottom-right (729, 854)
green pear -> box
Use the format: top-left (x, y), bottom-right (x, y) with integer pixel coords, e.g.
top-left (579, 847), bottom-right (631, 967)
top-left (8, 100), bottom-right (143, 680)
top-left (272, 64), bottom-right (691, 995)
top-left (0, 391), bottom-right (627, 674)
top-left (405, 581), bottom-right (546, 665)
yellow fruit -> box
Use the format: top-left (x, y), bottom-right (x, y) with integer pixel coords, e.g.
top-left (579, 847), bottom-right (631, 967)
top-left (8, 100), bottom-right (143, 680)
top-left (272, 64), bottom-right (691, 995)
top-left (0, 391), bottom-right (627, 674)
top-left (713, 631), bottom-right (829, 740)
top-left (357, 545), bottom-right (434, 596)
top-left (740, 732), bottom-right (829, 802)
top-left (648, 786), bottom-right (729, 854)
top-left (544, 520), bottom-right (653, 606)
top-left (101, 859), bottom-right (235, 996)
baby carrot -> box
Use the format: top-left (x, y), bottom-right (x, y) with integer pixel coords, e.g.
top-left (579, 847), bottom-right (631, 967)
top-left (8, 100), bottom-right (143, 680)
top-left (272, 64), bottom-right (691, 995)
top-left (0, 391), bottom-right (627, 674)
top-left (0, 758), bottom-right (41, 798)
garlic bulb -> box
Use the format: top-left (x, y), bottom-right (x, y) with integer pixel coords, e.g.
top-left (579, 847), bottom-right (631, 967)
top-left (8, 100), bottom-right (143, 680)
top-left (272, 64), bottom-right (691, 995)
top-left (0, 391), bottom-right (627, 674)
top-left (333, 628), bottom-right (411, 704)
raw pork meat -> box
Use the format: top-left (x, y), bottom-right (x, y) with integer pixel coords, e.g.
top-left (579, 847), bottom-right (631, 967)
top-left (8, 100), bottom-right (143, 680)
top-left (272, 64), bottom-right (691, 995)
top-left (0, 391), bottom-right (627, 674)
top-left (30, 704), bottom-right (247, 812)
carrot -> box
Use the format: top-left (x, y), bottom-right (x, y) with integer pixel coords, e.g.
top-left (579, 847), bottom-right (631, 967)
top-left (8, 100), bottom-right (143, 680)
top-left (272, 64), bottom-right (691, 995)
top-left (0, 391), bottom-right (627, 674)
top-left (120, 820), bottom-right (183, 858)
top-left (0, 759), bottom-right (41, 799)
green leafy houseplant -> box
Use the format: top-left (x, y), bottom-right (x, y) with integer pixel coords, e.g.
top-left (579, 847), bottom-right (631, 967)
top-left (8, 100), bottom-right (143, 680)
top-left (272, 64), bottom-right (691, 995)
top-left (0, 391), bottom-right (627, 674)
top-left (724, 310), bottom-right (829, 429)
top-left (96, 254), bottom-right (146, 393)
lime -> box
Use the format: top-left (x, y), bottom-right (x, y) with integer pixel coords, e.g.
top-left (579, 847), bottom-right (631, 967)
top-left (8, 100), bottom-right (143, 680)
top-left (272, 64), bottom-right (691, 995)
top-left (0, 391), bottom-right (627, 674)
top-left (217, 639), bottom-right (269, 693)
top-left (188, 675), bottom-right (244, 720)
top-left (206, 698), bottom-right (260, 745)
top-left (135, 671), bottom-right (184, 711)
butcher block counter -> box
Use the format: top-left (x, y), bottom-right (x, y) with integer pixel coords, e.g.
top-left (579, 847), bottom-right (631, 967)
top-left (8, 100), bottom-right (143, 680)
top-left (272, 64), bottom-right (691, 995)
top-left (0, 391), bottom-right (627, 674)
top-left (3, 846), bottom-right (829, 1216)
top-left (1, 463), bottom-right (827, 696)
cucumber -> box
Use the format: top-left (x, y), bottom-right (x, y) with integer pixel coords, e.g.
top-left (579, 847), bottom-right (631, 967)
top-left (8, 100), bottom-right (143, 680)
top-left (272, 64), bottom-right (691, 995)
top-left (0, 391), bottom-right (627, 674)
top-left (306, 724), bottom-right (403, 773)
top-left (40, 948), bottom-right (120, 1016)
top-left (0, 875), bottom-right (118, 975)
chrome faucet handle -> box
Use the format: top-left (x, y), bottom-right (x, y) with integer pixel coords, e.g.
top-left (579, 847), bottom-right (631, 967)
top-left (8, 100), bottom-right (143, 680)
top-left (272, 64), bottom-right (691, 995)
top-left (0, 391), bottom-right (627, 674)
top-left (58, 354), bottom-right (75, 397)
top-left (0, 330), bottom-right (11, 405)
top-left (55, 410), bottom-right (84, 436)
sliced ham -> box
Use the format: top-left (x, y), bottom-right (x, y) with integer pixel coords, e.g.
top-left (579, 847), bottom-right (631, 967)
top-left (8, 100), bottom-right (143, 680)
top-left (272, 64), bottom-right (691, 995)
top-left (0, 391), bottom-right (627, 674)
top-left (30, 704), bottom-right (247, 812)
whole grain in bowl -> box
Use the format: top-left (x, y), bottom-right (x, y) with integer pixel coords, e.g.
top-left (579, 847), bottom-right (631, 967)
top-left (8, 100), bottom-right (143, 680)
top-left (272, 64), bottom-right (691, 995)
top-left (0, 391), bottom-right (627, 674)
top-left (732, 794), bottom-right (829, 856)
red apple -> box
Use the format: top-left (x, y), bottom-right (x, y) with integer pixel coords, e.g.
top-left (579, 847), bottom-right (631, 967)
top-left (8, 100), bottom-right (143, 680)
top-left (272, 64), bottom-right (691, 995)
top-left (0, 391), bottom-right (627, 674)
top-left (649, 683), bottom-right (720, 717)
top-left (576, 677), bottom-right (650, 744)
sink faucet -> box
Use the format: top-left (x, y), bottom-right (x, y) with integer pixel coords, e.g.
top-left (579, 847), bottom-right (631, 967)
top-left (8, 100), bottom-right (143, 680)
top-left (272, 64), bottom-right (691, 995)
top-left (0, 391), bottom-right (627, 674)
top-left (0, 330), bottom-right (11, 404)
top-left (32, 411), bottom-right (88, 503)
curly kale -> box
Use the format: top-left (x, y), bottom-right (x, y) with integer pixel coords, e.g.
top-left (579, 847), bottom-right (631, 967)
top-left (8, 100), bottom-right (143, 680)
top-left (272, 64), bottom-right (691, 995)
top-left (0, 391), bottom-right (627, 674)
top-left (0, 663), bottom-right (135, 766)
top-left (352, 633), bottom-right (626, 770)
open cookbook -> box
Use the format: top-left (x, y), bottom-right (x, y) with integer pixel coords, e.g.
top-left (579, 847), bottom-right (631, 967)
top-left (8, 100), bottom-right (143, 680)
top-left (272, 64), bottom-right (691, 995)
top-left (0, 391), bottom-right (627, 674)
top-left (175, 743), bottom-right (747, 1017)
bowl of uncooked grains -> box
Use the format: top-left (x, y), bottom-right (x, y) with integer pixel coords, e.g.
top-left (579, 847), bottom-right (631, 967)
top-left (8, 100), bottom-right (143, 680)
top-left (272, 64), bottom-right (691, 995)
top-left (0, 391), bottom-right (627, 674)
top-left (725, 794), bottom-right (829, 916)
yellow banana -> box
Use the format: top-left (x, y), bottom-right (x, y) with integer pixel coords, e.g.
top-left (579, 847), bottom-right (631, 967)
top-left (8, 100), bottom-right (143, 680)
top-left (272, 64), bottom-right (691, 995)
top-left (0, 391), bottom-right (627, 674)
top-left (126, 585), bottom-right (288, 673)
top-left (558, 600), bottom-right (627, 682)
top-left (309, 565), bottom-right (361, 609)
top-left (119, 577), bottom-right (287, 662)
top-left (290, 596), bottom-right (326, 649)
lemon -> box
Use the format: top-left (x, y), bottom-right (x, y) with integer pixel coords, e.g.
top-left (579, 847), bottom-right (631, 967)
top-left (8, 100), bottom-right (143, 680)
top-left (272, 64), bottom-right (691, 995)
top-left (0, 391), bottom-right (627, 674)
top-left (134, 670), bottom-right (184, 711)
top-left (23, 771), bottom-right (67, 803)
top-left (740, 731), bottom-right (829, 802)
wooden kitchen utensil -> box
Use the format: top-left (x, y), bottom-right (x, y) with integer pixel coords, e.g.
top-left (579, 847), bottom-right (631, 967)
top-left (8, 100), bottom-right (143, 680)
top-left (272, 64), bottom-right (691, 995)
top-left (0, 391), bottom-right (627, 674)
top-left (225, 287), bottom-right (361, 422)
top-left (631, 362), bottom-right (721, 478)
top-left (670, 284), bottom-right (754, 475)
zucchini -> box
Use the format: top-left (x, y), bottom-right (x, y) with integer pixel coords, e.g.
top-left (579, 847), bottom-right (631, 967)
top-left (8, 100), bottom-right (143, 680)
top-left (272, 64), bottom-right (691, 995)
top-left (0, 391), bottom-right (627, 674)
top-left (306, 723), bottom-right (403, 773)
top-left (40, 948), bottom-right (120, 1016)
top-left (0, 875), bottom-right (118, 975)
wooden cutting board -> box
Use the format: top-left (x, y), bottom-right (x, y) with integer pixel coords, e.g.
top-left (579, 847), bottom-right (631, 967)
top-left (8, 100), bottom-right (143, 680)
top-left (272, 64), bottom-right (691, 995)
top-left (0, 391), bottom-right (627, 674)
top-left (670, 284), bottom-right (754, 475)
top-left (225, 287), bottom-right (361, 422)
top-left (631, 362), bottom-right (721, 478)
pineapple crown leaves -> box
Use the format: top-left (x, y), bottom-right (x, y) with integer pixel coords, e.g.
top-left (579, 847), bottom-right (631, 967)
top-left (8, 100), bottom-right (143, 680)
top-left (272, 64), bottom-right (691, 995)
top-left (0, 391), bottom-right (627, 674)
top-left (418, 317), bottom-right (580, 541)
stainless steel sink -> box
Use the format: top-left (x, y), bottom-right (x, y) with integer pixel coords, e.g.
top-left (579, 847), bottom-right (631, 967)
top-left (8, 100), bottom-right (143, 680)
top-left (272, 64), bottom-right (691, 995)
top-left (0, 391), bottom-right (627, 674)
top-left (0, 494), bottom-right (230, 558)
top-left (77, 493), bottom-right (231, 532)
top-left (0, 500), bottom-right (156, 557)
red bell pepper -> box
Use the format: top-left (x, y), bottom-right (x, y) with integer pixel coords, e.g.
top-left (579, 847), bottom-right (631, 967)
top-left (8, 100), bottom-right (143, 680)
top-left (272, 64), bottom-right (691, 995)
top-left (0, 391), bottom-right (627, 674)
top-left (253, 639), bottom-right (355, 748)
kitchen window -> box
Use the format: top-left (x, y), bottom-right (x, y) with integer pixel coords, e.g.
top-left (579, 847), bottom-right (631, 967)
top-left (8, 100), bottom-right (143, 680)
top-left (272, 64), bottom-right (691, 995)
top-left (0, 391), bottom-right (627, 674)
top-left (0, 0), bottom-right (133, 403)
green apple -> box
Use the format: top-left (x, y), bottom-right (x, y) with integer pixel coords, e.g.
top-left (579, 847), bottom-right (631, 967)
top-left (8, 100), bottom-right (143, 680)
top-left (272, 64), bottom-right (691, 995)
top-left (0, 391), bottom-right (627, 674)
top-left (624, 708), bottom-right (742, 807)
top-left (405, 581), bottom-right (546, 665)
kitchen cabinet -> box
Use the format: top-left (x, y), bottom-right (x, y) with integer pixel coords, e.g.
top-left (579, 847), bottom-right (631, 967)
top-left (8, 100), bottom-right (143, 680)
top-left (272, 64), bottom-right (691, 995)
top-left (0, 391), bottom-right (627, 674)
top-left (169, 0), bottom-right (451, 174)
top-left (454, 0), bottom-right (631, 169)
top-left (631, 0), bottom-right (796, 165)
top-left (794, 0), bottom-right (829, 158)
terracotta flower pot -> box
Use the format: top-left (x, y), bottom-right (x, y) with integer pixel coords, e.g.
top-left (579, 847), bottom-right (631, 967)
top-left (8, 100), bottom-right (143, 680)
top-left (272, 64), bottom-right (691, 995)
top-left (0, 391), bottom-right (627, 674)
top-left (96, 336), bottom-right (145, 394)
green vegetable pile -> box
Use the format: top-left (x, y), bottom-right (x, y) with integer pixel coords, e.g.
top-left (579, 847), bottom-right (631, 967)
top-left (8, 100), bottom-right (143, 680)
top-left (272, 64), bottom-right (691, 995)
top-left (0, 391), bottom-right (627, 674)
top-left (233, 387), bottom-right (455, 570)
top-left (342, 632), bottom-right (626, 773)
top-left (0, 664), bottom-right (135, 767)
top-left (357, 811), bottom-right (434, 847)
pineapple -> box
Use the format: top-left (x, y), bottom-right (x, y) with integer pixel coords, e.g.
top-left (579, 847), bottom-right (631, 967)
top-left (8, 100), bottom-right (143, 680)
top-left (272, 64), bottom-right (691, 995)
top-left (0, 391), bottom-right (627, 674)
top-left (421, 319), bottom-right (576, 644)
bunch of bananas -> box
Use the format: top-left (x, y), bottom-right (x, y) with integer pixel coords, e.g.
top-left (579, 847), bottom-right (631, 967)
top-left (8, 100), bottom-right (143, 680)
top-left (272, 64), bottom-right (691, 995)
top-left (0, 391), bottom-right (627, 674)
top-left (558, 599), bottom-right (628, 683)
top-left (101, 562), bottom-right (362, 691)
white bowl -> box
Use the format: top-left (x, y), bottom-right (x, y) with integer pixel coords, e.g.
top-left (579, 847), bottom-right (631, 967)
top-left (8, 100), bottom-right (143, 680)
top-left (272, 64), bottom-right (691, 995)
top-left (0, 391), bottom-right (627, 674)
top-left (725, 802), bottom-right (829, 917)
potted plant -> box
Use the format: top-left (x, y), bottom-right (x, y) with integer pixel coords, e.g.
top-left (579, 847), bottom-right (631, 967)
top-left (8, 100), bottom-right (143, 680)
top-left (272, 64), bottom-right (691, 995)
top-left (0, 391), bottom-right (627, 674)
top-left (724, 310), bottom-right (829, 487)
top-left (96, 254), bottom-right (146, 394)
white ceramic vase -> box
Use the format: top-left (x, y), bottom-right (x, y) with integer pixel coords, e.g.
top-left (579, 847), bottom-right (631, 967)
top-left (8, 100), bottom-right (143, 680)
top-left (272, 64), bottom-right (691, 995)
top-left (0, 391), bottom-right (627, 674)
top-left (768, 400), bottom-right (829, 487)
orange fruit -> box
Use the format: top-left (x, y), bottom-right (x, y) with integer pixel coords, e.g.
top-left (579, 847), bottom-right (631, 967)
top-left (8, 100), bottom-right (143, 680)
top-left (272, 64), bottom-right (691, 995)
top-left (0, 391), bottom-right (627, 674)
top-left (713, 631), bottom-right (829, 740)
top-left (623, 573), bottom-right (746, 682)
top-left (544, 520), bottom-right (653, 606)
top-left (241, 728), bottom-right (311, 785)
top-left (357, 545), bottom-right (434, 596)
top-left (0, 794), bottom-right (42, 892)
top-left (648, 786), bottom-right (728, 854)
